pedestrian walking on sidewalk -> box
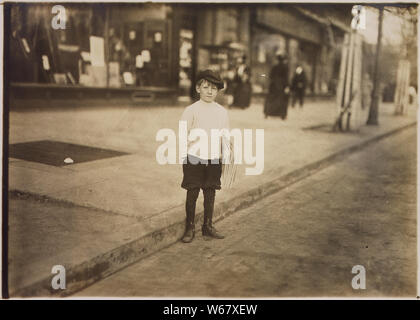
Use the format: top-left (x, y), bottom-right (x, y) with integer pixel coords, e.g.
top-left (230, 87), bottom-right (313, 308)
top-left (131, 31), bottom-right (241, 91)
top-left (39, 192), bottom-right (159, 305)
top-left (291, 65), bottom-right (307, 108)
top-left (180, 69), bottom-right (231, 243)
top-left (264, 53), bottom-right (290, 119)
top-left (232, 55), bottom-right (252, 109)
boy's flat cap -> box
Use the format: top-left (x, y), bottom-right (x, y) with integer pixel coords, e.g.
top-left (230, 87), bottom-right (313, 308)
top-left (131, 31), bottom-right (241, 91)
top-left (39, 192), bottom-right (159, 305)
top-left (196, 69), bottom-right (224, 90)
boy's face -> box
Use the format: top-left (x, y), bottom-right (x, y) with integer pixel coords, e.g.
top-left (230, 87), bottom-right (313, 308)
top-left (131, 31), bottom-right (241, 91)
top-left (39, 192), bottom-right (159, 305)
top-left (196, 80), bottom-right (219, 103)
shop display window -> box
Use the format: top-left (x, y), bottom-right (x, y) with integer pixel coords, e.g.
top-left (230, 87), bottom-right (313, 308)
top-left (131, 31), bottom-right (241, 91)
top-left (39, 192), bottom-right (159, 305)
top-left (179, 29), bottom-right (194, 99)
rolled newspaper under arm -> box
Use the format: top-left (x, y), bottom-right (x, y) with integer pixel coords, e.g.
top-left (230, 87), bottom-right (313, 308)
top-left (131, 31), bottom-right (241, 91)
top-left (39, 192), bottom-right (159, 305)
top-left (221, 136), bottom-right (237, 189)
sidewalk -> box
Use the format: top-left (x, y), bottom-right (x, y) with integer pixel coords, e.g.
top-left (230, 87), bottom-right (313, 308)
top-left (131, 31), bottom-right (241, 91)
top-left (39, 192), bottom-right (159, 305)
top-left (8, 98), bottom-right (417, 297)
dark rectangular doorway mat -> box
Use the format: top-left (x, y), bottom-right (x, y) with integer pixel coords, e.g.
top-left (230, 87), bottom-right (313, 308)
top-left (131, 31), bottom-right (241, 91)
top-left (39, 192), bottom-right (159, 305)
top-left (9, 140), bottom-right (128, 167)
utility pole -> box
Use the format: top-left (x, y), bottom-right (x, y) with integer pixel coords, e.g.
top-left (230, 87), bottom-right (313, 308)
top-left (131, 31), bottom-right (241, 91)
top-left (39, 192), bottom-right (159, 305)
top-left (367, 6), bottom-right (384, 125)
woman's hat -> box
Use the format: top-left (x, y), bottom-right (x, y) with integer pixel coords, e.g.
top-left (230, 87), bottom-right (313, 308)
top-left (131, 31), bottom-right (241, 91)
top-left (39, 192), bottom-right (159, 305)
top-left (196, 69), bottom-right (224, 90)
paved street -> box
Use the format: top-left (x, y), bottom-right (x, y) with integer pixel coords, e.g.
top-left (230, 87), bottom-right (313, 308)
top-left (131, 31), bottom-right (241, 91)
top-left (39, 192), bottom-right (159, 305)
top-left (8, 98), bottom-right (417, 296)
top-left (75, 124), bottom-right (417, 298)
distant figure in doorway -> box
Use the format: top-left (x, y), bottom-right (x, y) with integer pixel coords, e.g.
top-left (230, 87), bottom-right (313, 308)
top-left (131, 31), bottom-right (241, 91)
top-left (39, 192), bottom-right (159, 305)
top-left (264, 53), bottom-right (290, 119)
top-left (291, 65), bottom-right (307, 108)
top-left (232, 55), bottom-right (252, 109)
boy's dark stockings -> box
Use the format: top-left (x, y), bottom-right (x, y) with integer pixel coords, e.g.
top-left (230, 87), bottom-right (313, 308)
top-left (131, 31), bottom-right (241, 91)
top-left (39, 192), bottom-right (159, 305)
top-left (182, 188), bottom-right (224, 243)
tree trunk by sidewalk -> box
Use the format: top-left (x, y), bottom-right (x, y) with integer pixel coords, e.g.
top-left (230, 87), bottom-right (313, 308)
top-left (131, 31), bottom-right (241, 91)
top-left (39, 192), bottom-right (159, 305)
top-left (367, 6), bottom-right (384, 125)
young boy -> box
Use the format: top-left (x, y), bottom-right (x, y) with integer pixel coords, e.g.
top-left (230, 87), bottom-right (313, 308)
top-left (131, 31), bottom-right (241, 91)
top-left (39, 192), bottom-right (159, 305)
top-left (180, 69), bottom-right (230, 243)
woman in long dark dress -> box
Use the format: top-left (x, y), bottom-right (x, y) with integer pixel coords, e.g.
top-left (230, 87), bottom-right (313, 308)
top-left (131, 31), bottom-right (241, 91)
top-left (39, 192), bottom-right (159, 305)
top-left (264, 54), bottom-right (290, 119)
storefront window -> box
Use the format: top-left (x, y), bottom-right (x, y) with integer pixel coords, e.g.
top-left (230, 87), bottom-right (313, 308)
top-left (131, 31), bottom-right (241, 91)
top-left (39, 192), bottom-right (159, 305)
top-left (179, 29), bottom-right (194, 100)
top-left (9, 3), bottom-right (173, 89)
top-left (107, 19), bottom-right (170, 88)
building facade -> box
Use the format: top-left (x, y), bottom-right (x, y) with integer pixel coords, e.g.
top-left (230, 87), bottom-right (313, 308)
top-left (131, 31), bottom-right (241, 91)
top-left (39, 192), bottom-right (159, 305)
top-left (250, 4), bottom-right (351, 95)
top-left (8, 3), bottom-right (353, 103)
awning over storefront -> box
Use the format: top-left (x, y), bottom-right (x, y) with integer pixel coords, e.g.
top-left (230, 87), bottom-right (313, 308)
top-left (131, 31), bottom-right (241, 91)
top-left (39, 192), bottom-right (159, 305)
top-left (293, 6), bottom-right (351, 33)
top-left (255, 6), bottom-right (322, 45)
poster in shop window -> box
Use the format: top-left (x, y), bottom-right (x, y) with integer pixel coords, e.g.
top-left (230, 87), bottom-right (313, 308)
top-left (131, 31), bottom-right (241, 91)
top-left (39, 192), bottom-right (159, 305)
top-left (89, 36), bottom-right (105, 67)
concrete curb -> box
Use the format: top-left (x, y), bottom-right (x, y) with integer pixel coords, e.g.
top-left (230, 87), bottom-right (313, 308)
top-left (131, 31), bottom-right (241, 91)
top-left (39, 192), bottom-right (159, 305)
top-left (11, 121), bottom-right (417, 297)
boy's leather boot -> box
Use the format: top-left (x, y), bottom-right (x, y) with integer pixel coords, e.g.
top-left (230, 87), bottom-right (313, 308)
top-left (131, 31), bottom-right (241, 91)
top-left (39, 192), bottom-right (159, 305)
top-left (202, 188), bottom-right (224, 239)
top-left (182, 188), bottom-right (199, 243)
top-left (202, 223), bottom-right (224, 239)
top-left (181, 222), bottom-right (195, 243)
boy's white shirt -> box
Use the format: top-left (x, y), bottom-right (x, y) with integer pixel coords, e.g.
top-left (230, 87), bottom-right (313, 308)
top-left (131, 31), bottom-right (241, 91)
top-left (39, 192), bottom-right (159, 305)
top-left (180, 99), bottom-right (230, 161)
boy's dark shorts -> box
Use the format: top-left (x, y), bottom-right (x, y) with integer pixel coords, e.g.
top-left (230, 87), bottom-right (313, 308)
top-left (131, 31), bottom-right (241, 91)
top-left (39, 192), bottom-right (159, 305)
top-left (181, 155), bottom-right (222, 190)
